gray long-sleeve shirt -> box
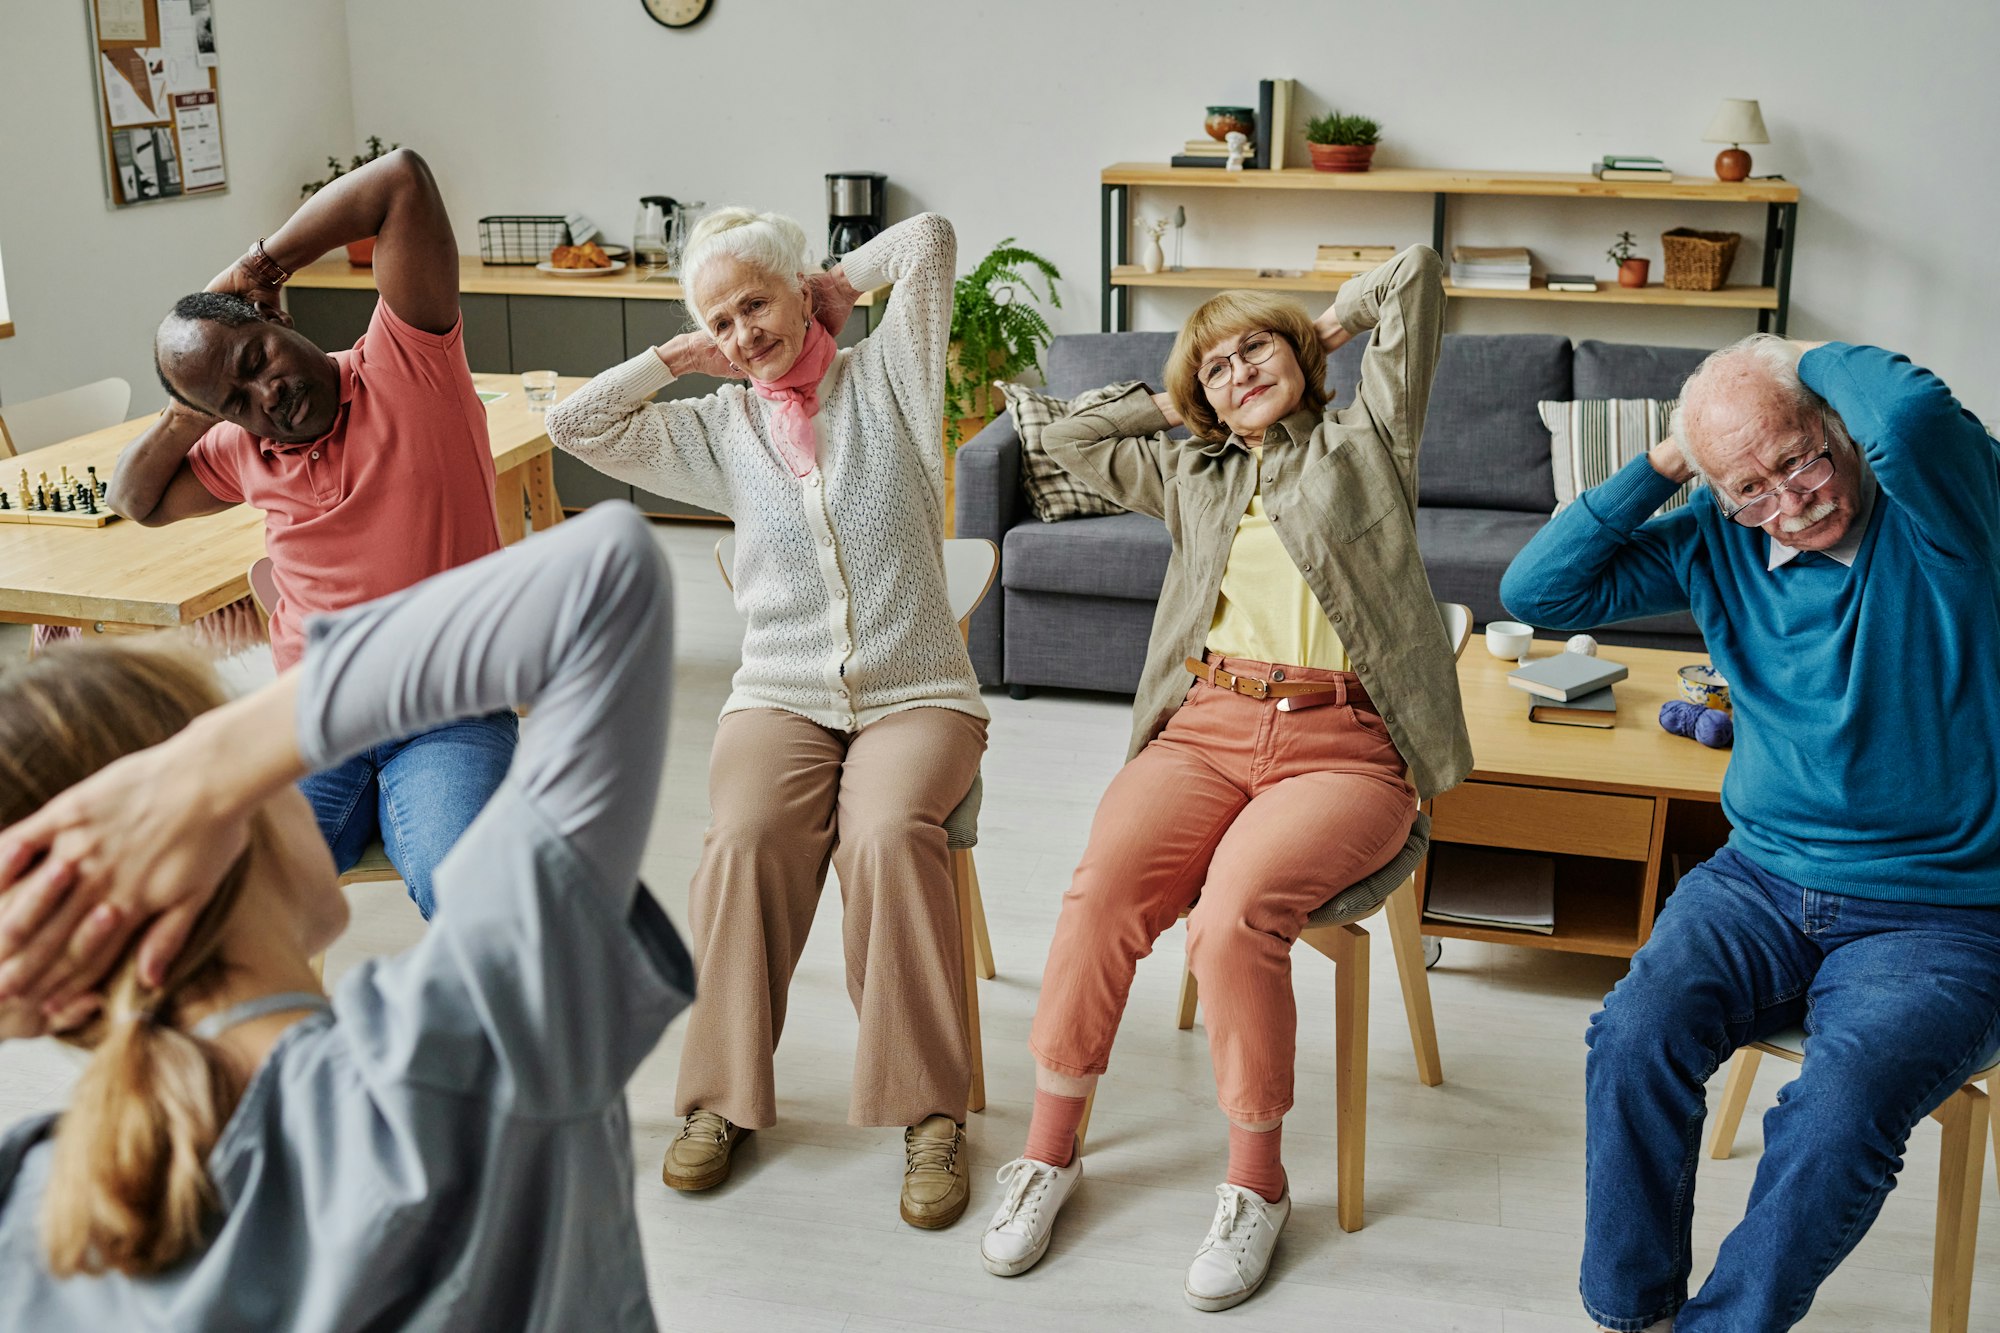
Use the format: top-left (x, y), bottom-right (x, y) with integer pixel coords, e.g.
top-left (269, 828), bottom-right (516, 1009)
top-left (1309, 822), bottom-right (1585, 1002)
top-left (0, 502), bottom-right (693, 1332)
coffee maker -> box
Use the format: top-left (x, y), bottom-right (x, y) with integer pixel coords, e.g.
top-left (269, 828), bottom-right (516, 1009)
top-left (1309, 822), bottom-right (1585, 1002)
top-left (826, 172), bottom-right (887, 263)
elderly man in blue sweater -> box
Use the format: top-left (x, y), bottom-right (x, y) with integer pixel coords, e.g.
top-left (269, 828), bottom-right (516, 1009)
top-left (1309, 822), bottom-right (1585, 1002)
top-left (1501, 334), bottom-right (2000, 1333)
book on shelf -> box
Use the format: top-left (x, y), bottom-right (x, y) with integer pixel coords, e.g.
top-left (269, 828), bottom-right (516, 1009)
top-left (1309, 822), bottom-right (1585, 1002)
top-left (1528, 685), bottom-right (1617, 728)
top-left (1507, 653), bottom-right (1629, 702)
top-left (1602, 154), bottom-right (1665, 169)
top-left (1544, 273), bottom-right (1598, 292)
top-left (1449, 245), bottom-right (1532, 290)
top-left (1267, 77), bottom-right (1295, 171)
top-left (1424, 846), bottom-right (1556, 935)
top-left (1181, 139), bottom-right (1230, 156)
top-left (1170, 155), bottom-right (1228, 170)
top-left (1594, 162), bottom-right (1674, 182)
top-left (1315, 243), bottom-right (1395, 273)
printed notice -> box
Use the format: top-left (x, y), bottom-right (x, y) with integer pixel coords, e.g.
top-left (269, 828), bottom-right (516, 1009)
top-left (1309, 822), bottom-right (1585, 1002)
top-left (172, 90), bottom-right (225, 191)
top-left (101, 47), bottom-right (168, 126)
top-left (158, 0), bottom-right (207, 93)
top-left (95, 0), bottom-right (146, 41)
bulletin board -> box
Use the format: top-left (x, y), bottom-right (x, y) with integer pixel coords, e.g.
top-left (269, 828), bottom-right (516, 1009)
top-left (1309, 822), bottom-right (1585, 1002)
top-left (87, 0), bottom-right (228, 208)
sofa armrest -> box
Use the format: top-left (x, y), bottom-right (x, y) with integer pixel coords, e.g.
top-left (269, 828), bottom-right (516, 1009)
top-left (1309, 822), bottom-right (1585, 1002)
top-left (954, 415), bottom-right (1024, 686)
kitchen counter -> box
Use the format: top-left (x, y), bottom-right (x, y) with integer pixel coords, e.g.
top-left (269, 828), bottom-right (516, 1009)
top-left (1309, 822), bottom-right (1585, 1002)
top-left (290, 256), bottom-right (885, 304)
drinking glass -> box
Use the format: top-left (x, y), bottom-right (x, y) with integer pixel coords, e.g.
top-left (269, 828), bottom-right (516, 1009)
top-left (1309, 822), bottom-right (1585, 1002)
top-left (522, 370), bottom-right (559, 412)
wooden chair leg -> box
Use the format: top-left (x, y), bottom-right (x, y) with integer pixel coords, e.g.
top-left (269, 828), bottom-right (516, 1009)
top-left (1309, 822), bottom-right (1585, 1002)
top-left (953, 849), bottom-right (985, 1114)
top-left (1331, 922), bottom-right (1370, 1232)
top-left (1176, 960), bottom-right (1200, 1031)
top-left (1930, 1084), bottom-right (1988, 1333)
top-left (1075, 1084), bottom-right (1096, 1155)
top-left (967, 854), bottom-right (995, 980)
top-left (1706, 1048), bottom-right (1764, 1159)
top-left (1383, 877), bottom-right (1444, 1087)
top-left (1989, 1075), bottom-right (1999, 1200)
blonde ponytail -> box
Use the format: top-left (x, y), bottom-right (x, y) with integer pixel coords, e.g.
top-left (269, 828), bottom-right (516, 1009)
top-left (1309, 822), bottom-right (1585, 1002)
top-left (0, 641), bottom-right (256, 1278)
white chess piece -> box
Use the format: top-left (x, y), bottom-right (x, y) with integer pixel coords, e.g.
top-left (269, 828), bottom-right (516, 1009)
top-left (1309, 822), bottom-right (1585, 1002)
top-left (1565, 634), bottom-right (1600, 656)
top-left (1224, 131), bottom-right (1251, 171)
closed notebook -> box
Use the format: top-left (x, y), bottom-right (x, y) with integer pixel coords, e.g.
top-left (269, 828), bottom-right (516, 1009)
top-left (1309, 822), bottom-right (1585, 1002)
top-left (1528, 686), bottom-right (1617, 727)
top-left (1508, 653), bottom-right (1628, 701)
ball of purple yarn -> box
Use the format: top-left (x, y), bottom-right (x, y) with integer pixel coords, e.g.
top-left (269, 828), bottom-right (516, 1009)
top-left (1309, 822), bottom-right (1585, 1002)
top-left (1658, 700), bottom-right (1733, 748)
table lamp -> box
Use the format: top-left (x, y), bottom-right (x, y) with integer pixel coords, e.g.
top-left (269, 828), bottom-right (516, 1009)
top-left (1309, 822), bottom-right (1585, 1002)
top-left (1703, 99), bottom-right (1768, 182)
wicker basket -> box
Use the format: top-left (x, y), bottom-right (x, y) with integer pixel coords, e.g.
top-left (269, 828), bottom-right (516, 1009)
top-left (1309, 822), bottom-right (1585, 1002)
top-left (1661, 228), bottom-right (1741, 291)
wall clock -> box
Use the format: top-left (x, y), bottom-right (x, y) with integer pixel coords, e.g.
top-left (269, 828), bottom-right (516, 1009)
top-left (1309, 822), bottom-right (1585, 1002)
top-left (642, 0), bottom-right (710, 28)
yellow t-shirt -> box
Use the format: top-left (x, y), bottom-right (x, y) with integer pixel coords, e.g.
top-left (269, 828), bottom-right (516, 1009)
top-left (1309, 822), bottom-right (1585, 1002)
top-left (1206, 447), bottom-right (1350, 671)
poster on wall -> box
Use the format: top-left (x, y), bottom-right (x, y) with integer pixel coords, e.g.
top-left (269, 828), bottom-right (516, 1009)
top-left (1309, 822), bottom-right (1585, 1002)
top-left (90, 0), bottom-right (228, 206)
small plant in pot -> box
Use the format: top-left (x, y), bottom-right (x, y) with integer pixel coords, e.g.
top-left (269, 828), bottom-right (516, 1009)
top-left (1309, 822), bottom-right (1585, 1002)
top-left (1305, 111), bottom-right (1381, 173)
top-left (1608, 231), bottom-right (1650, 288)
top-left (302, 136), bottom-right (399, 266)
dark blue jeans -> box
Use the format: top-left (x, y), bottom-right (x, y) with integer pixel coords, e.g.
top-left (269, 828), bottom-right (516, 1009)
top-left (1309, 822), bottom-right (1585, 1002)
top-left (298, 712), bottom-right (518, 919)
top-left (1581, 848), bottom-right (2000, 1332)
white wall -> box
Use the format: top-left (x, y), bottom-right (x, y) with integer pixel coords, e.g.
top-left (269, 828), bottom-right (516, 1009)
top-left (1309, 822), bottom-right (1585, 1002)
top-left (0, 1), bottom-right (355, 412)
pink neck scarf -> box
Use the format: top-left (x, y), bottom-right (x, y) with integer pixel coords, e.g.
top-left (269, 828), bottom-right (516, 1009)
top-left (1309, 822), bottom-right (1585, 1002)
top-left (751, 321), bottom-right (838, 478)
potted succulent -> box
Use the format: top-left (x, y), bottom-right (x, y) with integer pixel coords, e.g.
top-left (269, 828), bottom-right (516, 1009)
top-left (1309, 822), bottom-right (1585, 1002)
top-left (302, 136), bottom-right (399, 266)
top-left (1608, 231), bottom-right (1650, 288)
top-left (1305, 111), bottom-right (1381, 173)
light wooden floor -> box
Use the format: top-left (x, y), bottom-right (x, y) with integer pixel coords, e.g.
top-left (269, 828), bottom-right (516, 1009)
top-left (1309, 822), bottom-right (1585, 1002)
top-left (1, 525), bottom-right (1993, 1331)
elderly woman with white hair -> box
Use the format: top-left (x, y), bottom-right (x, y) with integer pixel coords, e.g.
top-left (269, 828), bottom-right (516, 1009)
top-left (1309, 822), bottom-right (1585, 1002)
top-left (547, 210), bottom-right (987, 1229)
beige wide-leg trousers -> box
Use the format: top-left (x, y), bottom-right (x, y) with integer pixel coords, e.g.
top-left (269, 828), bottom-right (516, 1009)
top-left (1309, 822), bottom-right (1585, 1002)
top-left (674, 705), bottom-right (988, 1129)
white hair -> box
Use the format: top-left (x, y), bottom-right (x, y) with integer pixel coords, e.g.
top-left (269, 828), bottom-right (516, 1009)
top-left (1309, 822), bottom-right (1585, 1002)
top-left (1669, 333), bottom-right (1849, 481)
top-left (680, 207), bottom-right (812, 329)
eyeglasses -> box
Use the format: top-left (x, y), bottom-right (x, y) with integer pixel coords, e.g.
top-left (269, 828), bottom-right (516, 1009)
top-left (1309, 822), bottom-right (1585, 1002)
top-left (1198, 330), bottom-right (1280, 391)
top-left (1713, 417), bottom-right (1838, 527)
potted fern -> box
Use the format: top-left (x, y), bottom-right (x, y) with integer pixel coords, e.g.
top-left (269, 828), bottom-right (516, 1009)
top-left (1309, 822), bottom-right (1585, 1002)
top-left (1306, 111), bottom-right (1381, 173)
top-left (301, 136), bottom-right (399, 266)
top-left (945, 238), bottom-right (1061, 451)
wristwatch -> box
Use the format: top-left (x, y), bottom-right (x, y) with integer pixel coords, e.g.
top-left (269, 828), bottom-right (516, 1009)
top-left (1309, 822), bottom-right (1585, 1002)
top-left (241, 238), bottom-right (291, 289)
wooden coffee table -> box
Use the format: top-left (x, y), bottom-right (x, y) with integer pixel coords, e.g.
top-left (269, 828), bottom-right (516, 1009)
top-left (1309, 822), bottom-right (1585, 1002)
top-left (1418, 639), bottom-right (1732, 959)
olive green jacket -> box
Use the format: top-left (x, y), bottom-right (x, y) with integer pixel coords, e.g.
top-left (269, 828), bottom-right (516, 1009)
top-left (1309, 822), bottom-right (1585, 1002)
top-left (1041, 245), bottom-right (1473, 800)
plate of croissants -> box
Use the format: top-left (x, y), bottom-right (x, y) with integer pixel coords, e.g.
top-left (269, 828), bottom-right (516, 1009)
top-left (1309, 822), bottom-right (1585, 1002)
top-left (539, 242), bottom-right (625, 275)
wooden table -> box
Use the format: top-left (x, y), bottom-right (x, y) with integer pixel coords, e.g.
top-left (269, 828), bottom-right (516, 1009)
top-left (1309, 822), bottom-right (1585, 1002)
top-left (1418, 639), bottom-right (1732, 959)
top-left (0, 372), bottom-right (583, 635)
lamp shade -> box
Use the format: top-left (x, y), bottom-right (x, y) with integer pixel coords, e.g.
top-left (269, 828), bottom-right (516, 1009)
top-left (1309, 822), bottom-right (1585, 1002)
top-left (1703, 99), bottom-right (1769, 146)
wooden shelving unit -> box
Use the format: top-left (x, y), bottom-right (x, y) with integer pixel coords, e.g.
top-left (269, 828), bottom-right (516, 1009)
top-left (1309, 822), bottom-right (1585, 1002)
top-left (1098, 163), bottom-right (1802, 333)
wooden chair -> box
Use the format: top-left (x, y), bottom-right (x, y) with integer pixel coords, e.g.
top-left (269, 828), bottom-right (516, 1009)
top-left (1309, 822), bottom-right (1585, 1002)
top-left (0, 378), bottom-right (132, 458)
top-left (1707, 1029), bottom-right (2000, 1333)
top-left (1077, 601), bottom-right (1473, 1233)
top-left (715, 533), bottom-right (1000, 1109)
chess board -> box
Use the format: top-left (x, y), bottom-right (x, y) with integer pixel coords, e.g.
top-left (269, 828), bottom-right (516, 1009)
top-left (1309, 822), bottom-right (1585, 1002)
top-left (1, 466), bottom-right (120, 527)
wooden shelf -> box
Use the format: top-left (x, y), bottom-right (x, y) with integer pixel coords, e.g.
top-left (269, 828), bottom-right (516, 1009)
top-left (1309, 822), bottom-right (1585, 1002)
top-left (1102, 163), bottom-right (1801, 204)
top-left (1421, 850), bottom-right (1645, 959)
top-left (1112, 265), bottom-right (1778, 311)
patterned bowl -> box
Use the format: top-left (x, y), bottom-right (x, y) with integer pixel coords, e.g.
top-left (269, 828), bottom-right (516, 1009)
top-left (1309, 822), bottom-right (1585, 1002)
top-left (1678, 664), bottom-right (1731, 712)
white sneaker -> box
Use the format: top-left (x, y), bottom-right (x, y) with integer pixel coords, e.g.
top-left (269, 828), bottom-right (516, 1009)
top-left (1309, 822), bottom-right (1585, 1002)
top-left (978, 1147), bottom-right (1083, 1276)
top-left (1184, 1182), bottom-right (1290, 1312)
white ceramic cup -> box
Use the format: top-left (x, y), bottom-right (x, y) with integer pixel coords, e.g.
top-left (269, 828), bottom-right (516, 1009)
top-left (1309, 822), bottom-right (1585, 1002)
top-left (1485, 620), bottom-right (1533, 659)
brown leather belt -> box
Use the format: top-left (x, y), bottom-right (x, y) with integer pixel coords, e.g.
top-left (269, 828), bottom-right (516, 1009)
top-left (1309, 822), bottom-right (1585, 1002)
top-left (1185, 654), bottom-right (1372, 708)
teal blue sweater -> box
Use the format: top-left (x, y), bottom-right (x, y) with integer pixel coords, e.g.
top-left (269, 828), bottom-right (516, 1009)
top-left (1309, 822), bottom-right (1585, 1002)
top-left (1501, 344), bottom-right (2000, 905)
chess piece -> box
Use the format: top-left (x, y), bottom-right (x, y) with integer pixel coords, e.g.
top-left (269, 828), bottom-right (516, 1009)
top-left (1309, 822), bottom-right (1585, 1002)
top-left (82, 487), bottom-right (97, 515)
top-left (88, 466), bottom-right (105, 498)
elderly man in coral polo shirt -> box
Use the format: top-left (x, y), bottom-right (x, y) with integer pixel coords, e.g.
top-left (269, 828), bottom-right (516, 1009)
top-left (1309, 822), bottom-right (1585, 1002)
top-left (107, 149), bottom-right (514, 918)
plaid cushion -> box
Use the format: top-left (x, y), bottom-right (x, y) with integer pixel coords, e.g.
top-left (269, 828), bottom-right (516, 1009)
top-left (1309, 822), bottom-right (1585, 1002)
top-left (999, 380), bottom-right (1143, 523)
top-left (1538, 397), bottom-right (1701, 518)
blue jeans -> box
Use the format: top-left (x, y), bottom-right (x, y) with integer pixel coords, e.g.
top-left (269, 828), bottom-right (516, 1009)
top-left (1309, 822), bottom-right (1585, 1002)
top-left (1581, 848), bottom-right (2000, 1332)
top-left (298, 713), bottom-right (518, 919)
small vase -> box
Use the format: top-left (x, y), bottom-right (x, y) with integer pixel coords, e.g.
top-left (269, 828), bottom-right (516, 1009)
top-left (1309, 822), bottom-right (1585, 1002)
top-left (1204, 106), bottom-right (1255, 141)
top-left (1618, 257), bottom-right (1650, 288)
top-left (1309, 143), bottom-right (1376, 173)
top-left (1140, 234), bottom-right (1165, 274)
top-left (346, 237), bottom-right (376, 267)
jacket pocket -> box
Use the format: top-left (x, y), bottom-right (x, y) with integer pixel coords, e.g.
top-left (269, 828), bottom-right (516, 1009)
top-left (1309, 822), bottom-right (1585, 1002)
top-left (1306, 437), bottom-right (1402, 543)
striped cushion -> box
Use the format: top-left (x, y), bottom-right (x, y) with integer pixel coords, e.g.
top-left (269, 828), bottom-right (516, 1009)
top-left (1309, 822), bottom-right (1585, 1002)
top-left (1538, 397), bottom-right (1701, 517)
top-left (1000, 380), bottom-right (1141, 523)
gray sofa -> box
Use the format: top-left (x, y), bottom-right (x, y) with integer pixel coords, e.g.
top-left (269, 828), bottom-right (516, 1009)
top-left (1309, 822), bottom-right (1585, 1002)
top-left (955, 331), bottom-right (1708, 696)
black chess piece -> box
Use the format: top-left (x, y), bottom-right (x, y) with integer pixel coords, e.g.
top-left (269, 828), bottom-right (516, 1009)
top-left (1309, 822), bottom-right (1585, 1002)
top-left (82, 487), bottom-right (97, 515)
top-left (0, 492), bottom-right (11, 510)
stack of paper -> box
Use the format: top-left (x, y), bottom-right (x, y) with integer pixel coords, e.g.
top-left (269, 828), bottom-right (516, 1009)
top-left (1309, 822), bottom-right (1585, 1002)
top-left (1450, 246), bottom-right (1532, 290)
top-left (1424, 846), bottom-right (1556, 934)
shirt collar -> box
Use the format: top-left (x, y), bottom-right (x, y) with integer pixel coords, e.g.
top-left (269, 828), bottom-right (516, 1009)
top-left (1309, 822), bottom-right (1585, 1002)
top-left (1205, 403), bottom-right (1322, 457)
top-left (1766, 456), bottom-right (1876, 571)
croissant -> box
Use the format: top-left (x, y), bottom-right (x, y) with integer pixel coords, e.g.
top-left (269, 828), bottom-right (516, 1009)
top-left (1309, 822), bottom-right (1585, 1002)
top-left (549, 242), bottom-right (613, 270)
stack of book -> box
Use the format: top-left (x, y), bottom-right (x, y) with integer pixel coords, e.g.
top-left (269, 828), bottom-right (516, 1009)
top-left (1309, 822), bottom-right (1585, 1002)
top-left (1314, 243), bottom-right (1395, 276)
top-left (1593, 155), bottom-right (1672, 182)
top-left (1169, 77), bottom-right (1297, 170)
top-left (1176, 137), bottom-right (1232, 163)
top-left (1449, 246), bottom-right (1532, 290)
top-left (1508, 653), bottom-right (1628, 728)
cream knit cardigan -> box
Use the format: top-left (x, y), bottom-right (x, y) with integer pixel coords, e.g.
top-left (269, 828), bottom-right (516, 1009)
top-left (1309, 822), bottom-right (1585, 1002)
top-left (546, 213), bottom-right (986, 732)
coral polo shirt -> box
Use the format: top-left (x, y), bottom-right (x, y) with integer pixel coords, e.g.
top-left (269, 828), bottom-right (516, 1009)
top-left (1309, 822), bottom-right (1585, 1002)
top-left (189, 298), bottom-right (501, 670)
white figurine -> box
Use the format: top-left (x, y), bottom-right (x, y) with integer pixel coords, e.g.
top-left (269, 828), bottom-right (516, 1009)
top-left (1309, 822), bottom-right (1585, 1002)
top-left (1224, 130), bottom-right (1251, 172)
top-left (1565, 633), bottom-right (1600, 656)
top-left (1139, 218), bottom-right (1169, 273)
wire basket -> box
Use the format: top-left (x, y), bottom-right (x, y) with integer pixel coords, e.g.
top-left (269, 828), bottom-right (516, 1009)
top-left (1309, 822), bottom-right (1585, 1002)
top-left (478, 215), bottom-right (571, 266)
top-left (1660, 228), bottom-right (1741, 292)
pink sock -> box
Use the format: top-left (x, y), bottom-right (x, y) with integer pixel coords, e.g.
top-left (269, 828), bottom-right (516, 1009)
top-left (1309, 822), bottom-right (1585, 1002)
top-left (1226, 1122), bottom-right (1286, 1203)
top-left (1023, 1089), bottom-right (1086, 1167)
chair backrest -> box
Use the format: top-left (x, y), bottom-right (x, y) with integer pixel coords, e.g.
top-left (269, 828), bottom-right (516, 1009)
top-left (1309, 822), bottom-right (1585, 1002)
top-left (0, 378), bottom-right (133, 457)
top-left (1438, 602), bottom-right (1473, 662)
top-left (246, 556), bottom-right (278, 629)
top-left (715, 532), bottom-right (999, 635)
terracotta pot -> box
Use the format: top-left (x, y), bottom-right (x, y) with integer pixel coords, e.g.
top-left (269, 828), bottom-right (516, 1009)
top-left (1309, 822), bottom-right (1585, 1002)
top-left (345, 237), bottom-right (376, 267)
top-left (1308, 143), bottom-right (1376, 173)
top-left (1617, 257), bottom-right (1650, 288)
